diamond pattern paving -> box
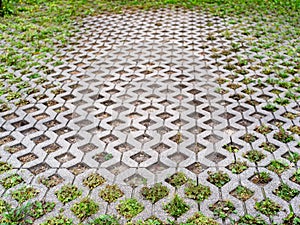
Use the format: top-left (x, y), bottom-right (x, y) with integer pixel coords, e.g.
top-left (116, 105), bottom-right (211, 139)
top-left (0, 6), bottom-right (300, 224)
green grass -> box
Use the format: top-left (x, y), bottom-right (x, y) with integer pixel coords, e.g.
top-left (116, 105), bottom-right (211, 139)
top-left (0, 0), bottom-right (299, 111)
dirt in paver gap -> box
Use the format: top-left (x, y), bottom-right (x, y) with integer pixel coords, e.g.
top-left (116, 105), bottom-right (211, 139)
top-left (0, 7), bottom-right (300, 225)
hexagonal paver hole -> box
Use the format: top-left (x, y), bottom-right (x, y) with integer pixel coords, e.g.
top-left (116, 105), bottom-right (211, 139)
top-left (54, 127), bottom-right (72, 135)
top-left (29, 163), bottom-right (50, 175)
top-left (34, 113), bottom-right (49, 121)
top-left (204, 134), bottom-right (222, 143)
top-left (75, 119), bottom-right (92, 127)
top-left (187, 143), bottom-right (206, 153)
top-left (66, 135), bottom-right (83, 144)
top-left (240, 133), bottom-right (258, 143)
top-left (236, 119), bottom-right (253, 127)
top-left (187, 112), bottom-right (204, 119)
top-left (122, 126), bottom-right (139, 134)
top-left (156, 126), bottom-right (171, 135)
top-left (219, 112), bottom-right (235, 119)
top-left (203, 106), bottom-right (218, 113)
top-left (114, 143), bottom-right (133, 153)
top-left (12, 120), bottom-right (29, 128)
top-left (140, 119), bottom-right (156, 128)
top-left (143, 106), bottom-right (159, 113)
top-left (95, 112), bottom-right (111, 120)
top-left (222, 126), bottom-right (238, 135)
top-left (187, 162), bottom-right (208, 174)
top-left (4, 144), bottom-right (25, 154)
top-left (127, 112), bottom-right (142, 119)
top-left (135, 134), bottom-right (153, 143)
top-left (148, 162), bottom-right (168, 173)
top-left (125, 174), bottom-right (146, 188)
top-left (44, 120), bottom-right (60, 128)
top-left (79, 143), bottom-right (97, 153)
top-left (31, 135), bottom-right (49, 144)
top-left (188, 126), bottom-right (203, 134)
top-left (108, 119), bottom-right (124, 127)
top-left (152, 143), bottom-right (171, 153)
top-left (206, 152), bottom-right (226, 163)
top-left (230, 186), bottom-right (254, 201)
top-left (21, 128), bottom-right (39, 135)
top-left (55, 153), bottom-right (75, 163)
top-left (188, 100), bottom-right (202, 106)
top-left (39, 174), bottom-right (64, 188)
top-left (203, 119), bottom-right (221, 127)
top-left (233, 106), bottom-right (248, 113)
top-left (18, 153), bottom-right (38, 164)
top-left (100, 134), bottom-right (118, 144)
top-left (93, 152), bottom-right (113, 164)
top-left (43, 143), bottom-right (61, 153)
top-left (131, 152), bottom-right (151, 164)
top-left (157, 112), bottom-right (172, 120)
top-left (169, 152), bottom-right (188, 163)
top-left (68, 163), bottom-right (89, 175)
top-left (108, 162), bottom-right (129, 175)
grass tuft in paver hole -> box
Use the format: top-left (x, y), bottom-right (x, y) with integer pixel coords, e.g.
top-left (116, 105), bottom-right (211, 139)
top-left (83, 173), bottom-right (106, 189)
top-left (243, 150), bottom-right (266, 163)
top-left (255, 198), bottom-right (281, 216)
top-left (274, 183), bottom-right (299, 201)
top-left (71, 197), bottom-right (99, 221)
top-left (116, 198), bottom-right (144, 220)
top-left (41, 215), bottom-right (73, 225)
top-left (99, 184), bottom-right (124, 203)
top-left (231, 185), bottom-right (253, 201)
top-left (207, 171), bottom-right (230, 187)
top-left (0, 199), bottom-right (11, 214)
top-left (184, 181), bottom-right (211, 202)
top-left (291, 169), bottom-right (300, 185)
top-left (267, 160), bottom-right (289, 174)
top-left (127, 217), bottom-right (164, 225)
top-left (273, 127), bottom-right (294, 143)
top-left (228, 161), bottom-right (248, 174)
top-left (163, 194), bottom-right (189, 218)
top-left (236, 214), bottom-right (267, 225)
top-left (165, 172), bottom-right (188, 188)
top-left (0, 162), bottom-right (12, 174)
top-left (11, 186), bottom-right (39, 203)
top-left (29, 201), bottom-right (56, 219)
top-left (0, 174), bottom-right (23, 189)
top-left (141, 183), bottom-right (169, 203)
top-left (210, 200), bottom-right (235, 219)
top-left (185, 212), bottom-right (218, 225)
top-left (55, 184), bottom-right (82, 204)
top-left (251, 171), bottom-right (272, 185)
top-left (87, 215), bottom-right (120, 225)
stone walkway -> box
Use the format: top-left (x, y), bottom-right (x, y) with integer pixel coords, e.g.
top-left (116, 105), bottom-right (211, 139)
top-left (1, 7), bottom-right (300, 224)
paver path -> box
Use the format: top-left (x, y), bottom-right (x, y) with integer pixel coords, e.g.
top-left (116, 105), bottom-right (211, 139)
top-left (1, 7), bottom-right (300, 224)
